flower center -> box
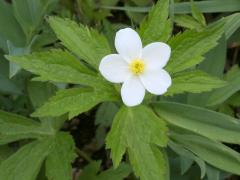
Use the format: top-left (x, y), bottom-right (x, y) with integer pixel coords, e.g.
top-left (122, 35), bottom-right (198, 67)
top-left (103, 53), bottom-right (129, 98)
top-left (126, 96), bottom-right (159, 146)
top-left (129, 59), bottom-right (145, 75)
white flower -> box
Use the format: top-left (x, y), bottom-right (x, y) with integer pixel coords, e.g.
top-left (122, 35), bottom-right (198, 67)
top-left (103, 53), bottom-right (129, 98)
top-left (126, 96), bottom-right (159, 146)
top-left (99, 28), bottom-right (172, 107)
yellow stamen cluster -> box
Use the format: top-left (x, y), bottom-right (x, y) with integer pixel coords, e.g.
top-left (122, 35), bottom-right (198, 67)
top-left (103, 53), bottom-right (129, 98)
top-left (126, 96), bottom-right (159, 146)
top-left (129, 59), bottom-right (145, 75)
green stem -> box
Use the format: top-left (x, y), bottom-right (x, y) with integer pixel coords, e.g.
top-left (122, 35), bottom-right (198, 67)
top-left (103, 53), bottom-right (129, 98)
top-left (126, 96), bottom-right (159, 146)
top-left (76, 148), bottom-right (92, 162)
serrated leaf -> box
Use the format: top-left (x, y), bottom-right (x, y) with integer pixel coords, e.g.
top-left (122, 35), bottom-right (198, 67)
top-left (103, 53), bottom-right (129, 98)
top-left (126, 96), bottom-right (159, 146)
top-left (0, 130), bottom-right (76, 180)
top-left (165, 70), bottom-right (226, 96)
top-left (187, 36), bottom-right (227, 107)
top-left (174, 15), bottom-right (204, 30)
top-left (6, 49), bottom-right (101, 87)
top-left (0, 138), bottom-right (53, 180)
top-left (166, 20), bottom-right (224, 74)
top-left (191, 2), bottom-right (206, 26)
top-left (153, 101), bottom-right (240, 144)
top-left (48, 16), bottom-right (111, 68)
top-left (171, 133), bottom-right (240, 175)
top-left (139, 0), bottom-right (171, 44)
top-left (106, 105), bottom-right (168, 180)
top-left (45, 132), bottom-right (76, 180)
top-left (32, 87), bottom-right (118, 119)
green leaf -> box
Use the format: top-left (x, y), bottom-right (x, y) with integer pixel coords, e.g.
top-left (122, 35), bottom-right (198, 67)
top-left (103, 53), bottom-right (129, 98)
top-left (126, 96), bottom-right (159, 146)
top-left (0, 75), bottom-right (21, 95)
top-left (79, 161), bottom-right (131, 180)
top-left (139, 0), bottom-right (171, 44)
top-left (171, 133), bottom-right (240, 175)
top-left (173, 0), bottom-right (240, 14)
top-left (207, 65), bottom-right (240, 106)
top-left (27, 81), bottom-right (66, 131)
top-left (97, 163), bottom-right (131, 180)
top-left (0, 131), bottom-right (76, 180)
top-left (95, 102), bottom-right (119, 126)
top-left (48, 16), bottom-right (111, 68)
top-left (0, 54), bottom-right (22, 94)
top-left (174, 15), bottom-right (204, 30)
top-left (7, 40), bottom-right (31, 78)
top-left (191, 2), bottom-right (206, 26)
top-left (79, 161), bottom-right (101, 180)
top-left (28, 81), bottom-right (57, 110)
top-left (106, 105), bottom-right (168, 180)
top-left (165, 70), bottom-right (226, 96)
top-left (168, 140), bottom-right (206, 178)
top-left (206, 165), bottom-right (220, 180)
top-left (0, 110), bottom-right (46, 145)
top-left (101, 0), bottom-right (240, 14)
top-left (0, 138), bottom-right (53, 180)
top-left (187, 36), bottom-right (227, 107)
top-left (12, 0), bottom-right (58, 41)
top-left (224, 13), bottom-right (240, 39)
top-left (6, 49), bottom-right (101, 87)
top-left (0, 145), bottom-right (15, 163)
top-left (45, 133), bottom-right (76, 180)
top-left (165, 20), bottom-right (224, 74)
top-left (0, 1), bottom-right (25, 51)
top-left (152, 101), bottom-right (240, 144)
top-left (32, 87), bottom-right (118, 119)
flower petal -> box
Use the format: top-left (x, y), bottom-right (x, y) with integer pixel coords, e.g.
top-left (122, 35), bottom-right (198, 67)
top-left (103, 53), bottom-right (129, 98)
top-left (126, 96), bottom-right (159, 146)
top-left (142, 42), bottom-right (171, 70)
top-left (115, 28), bottom-right (142, 62)
top-left (121, 76), bottom-right (145, 106)
top-left (99, 54), bottom-right (130, 83)
top-left (140, 69), bottom-right (172, 95)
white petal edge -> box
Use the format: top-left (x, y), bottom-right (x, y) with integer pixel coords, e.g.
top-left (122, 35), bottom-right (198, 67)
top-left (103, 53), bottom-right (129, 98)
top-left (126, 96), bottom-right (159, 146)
top-left (121, 76), bottom-right (145, 107)
top-left (115, 28), bottom-right (142, 63)
top-left (142, 42), bottom-right (171, 70)
top-left (140, 69), bottom-right (172, 95)
top-left (99, 54), bottom-right (130, 83)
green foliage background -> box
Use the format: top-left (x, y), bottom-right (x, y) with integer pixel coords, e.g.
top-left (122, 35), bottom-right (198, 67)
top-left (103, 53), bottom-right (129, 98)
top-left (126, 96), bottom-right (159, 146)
top-left (0, 0), bottom-right (240, 180)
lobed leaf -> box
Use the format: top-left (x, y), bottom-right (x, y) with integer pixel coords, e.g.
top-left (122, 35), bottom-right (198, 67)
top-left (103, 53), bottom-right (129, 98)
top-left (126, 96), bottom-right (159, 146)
top-left (0, 132), bottom-right (76, 180)
top-left (191, 2), bottom-right (206, 26)
top-left (45, 132), bottom-right (77, 180)
top-left (139, 0), bottom-right (171, 45)
top-left (48, 16), bottom-right (111, 69)
top-left (106, 105), bottom-right (168, 180)
top-left (174, 15), bottom-right (204, 30)
top-left (32, 87), bottom-right (118, 119)
top-left (6, 49), bottom-right (101, 87)
top-left (165, 20), bottom-right (224, 74)
top-left (0, 137), bottom-right (53, 180)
